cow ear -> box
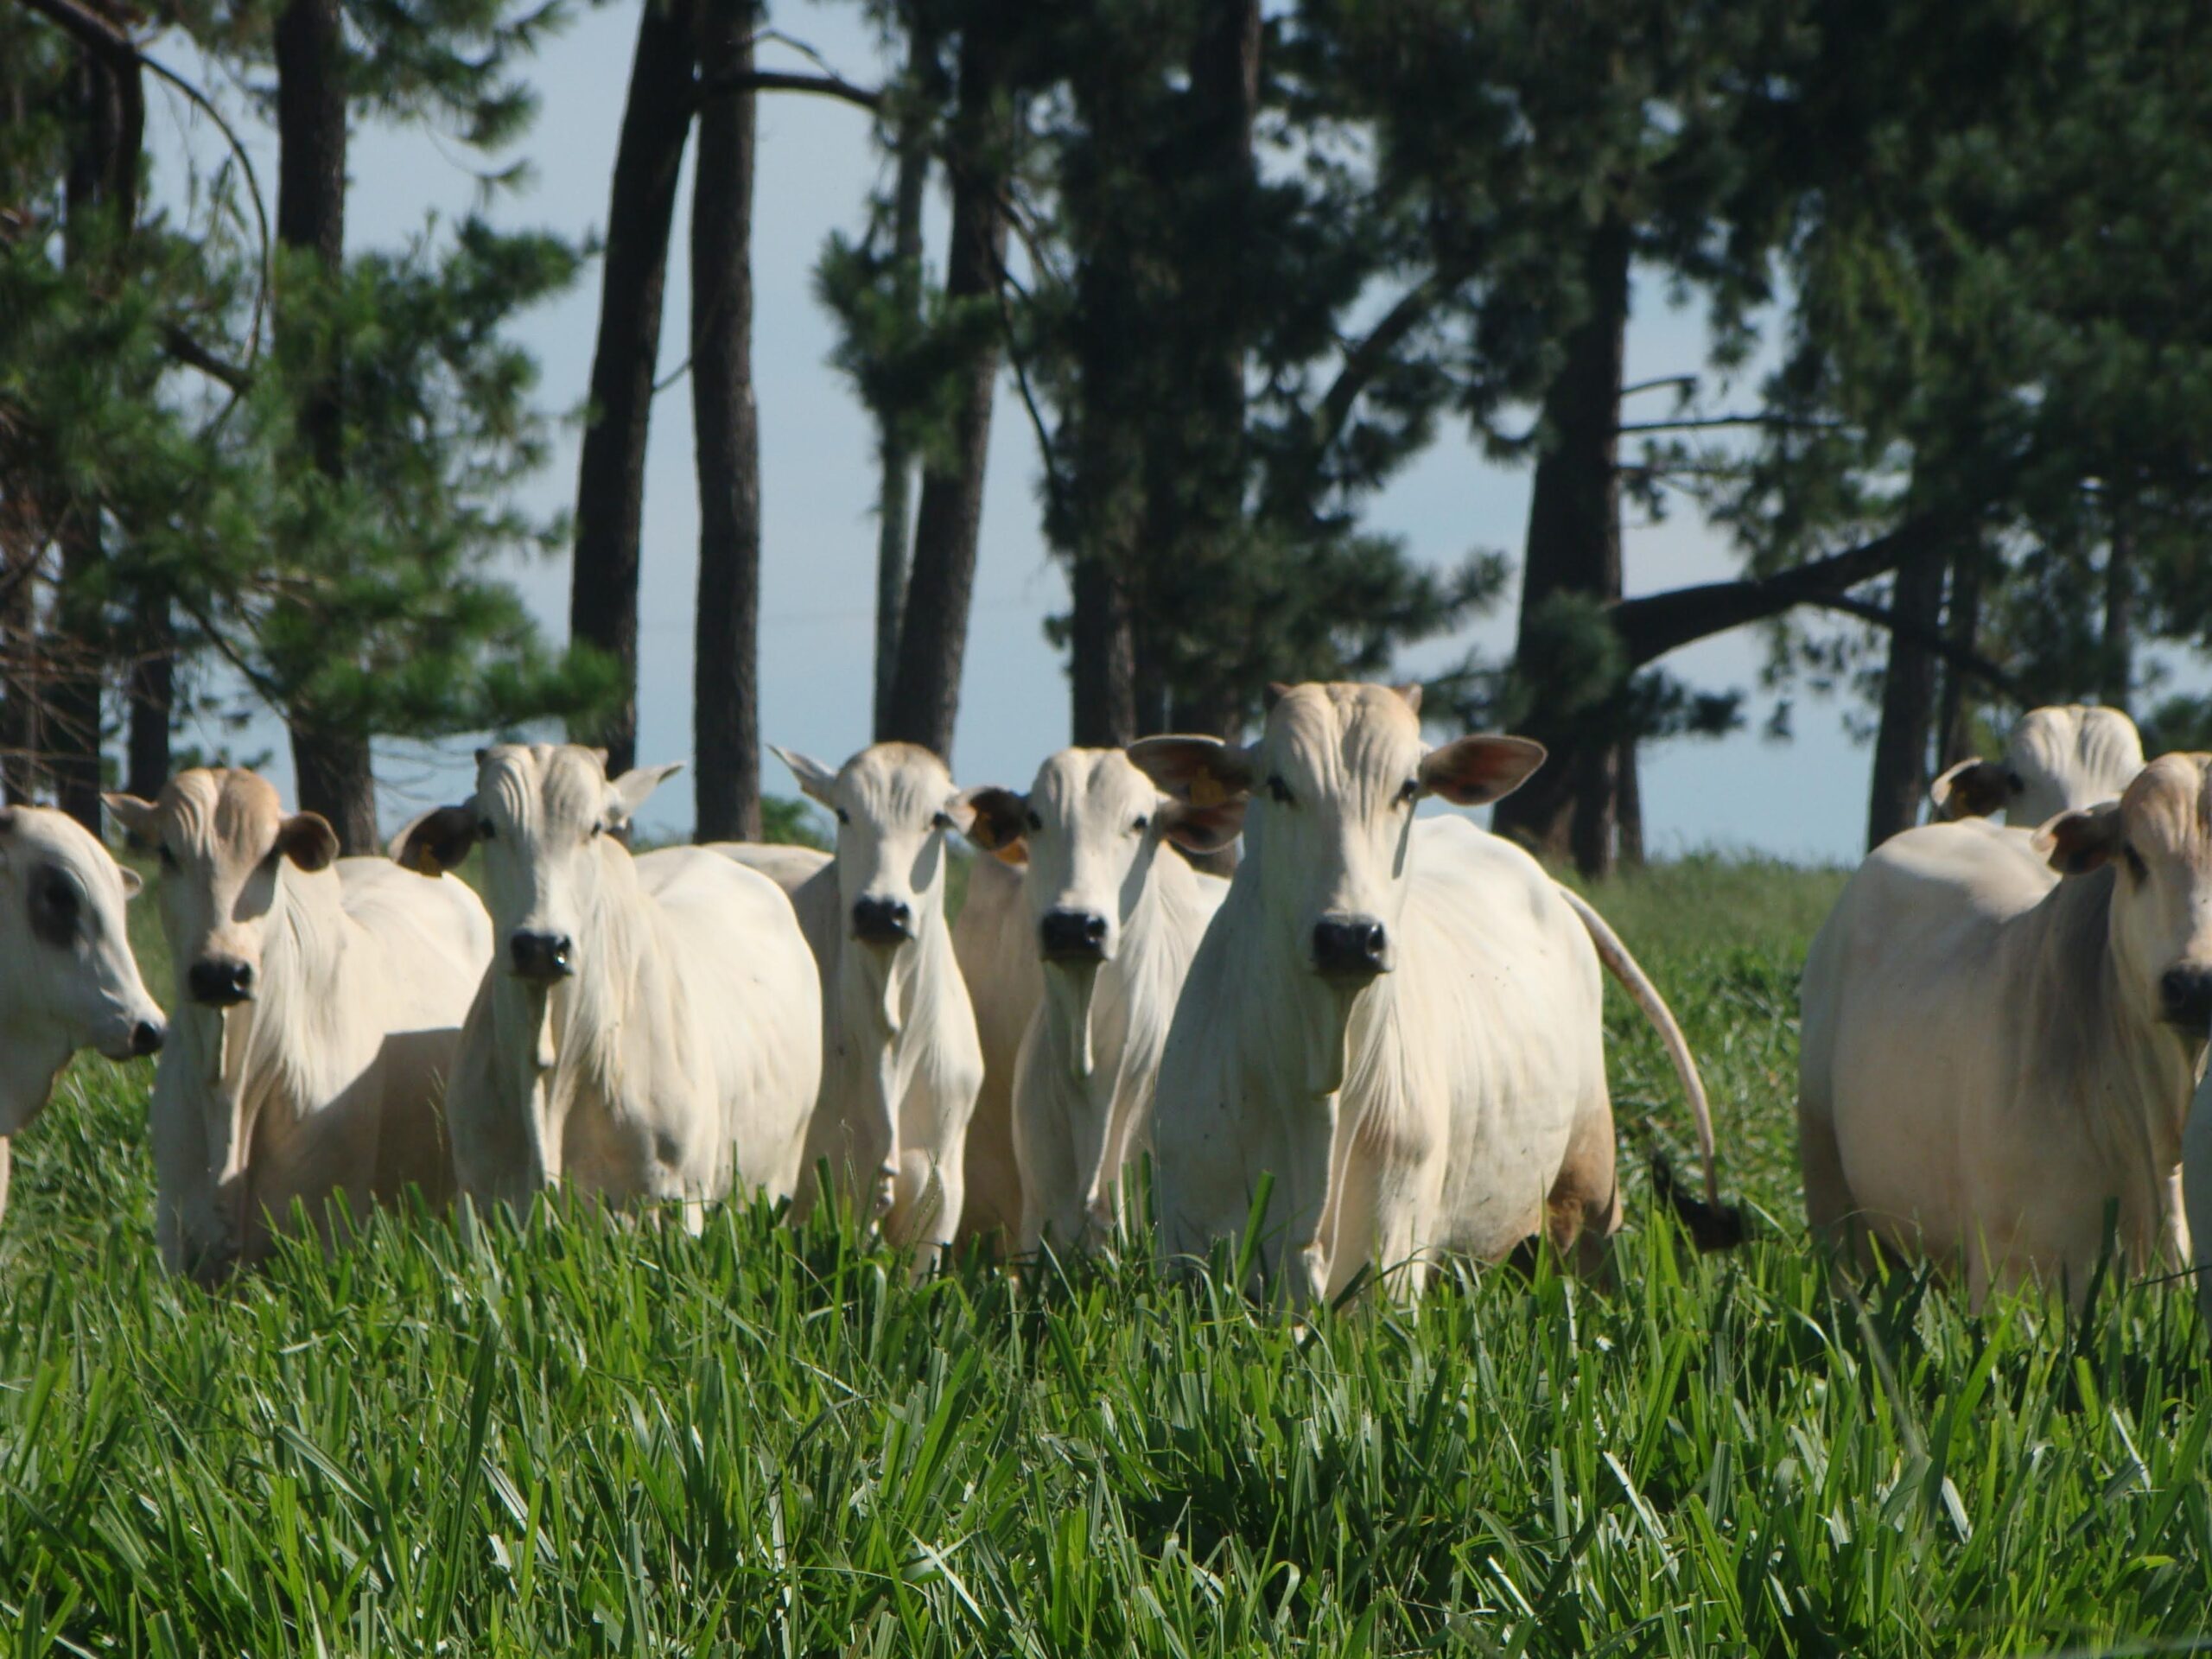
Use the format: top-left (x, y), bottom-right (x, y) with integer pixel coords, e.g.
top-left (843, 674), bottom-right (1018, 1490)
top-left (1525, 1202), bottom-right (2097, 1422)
top-left (609, 762), bottom-right (681, 824)
top-left (959, 786), bottom-right (1029, 857)
top-left (117, 862), bottom-right (143, 899)
top-left (1931, 759), bottom-right (2014, 820)
top-left (1160, 795), bottom-right (1247, 855)
top-left (1419, 734), bottom-right (1548, 806)
top-left (1393, 682), bottom-right (1424, 716)
top-left (2034, 800), bottom-right (2125, 875)
top-left (104, 791), bottom-right (160, 850)
top-left (276, 811), bottom-right (340, 873)
top-left (769, 745), bottom-right (840, 809)
top-left (1128, 735), bottom-right (1256, 809)
top-left (391, 804), bottom-right (480, 876)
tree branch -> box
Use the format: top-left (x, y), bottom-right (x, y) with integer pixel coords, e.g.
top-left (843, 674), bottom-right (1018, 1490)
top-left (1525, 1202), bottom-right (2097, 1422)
top-left (14, 0), bottom-right (143, 233)
top-left (692, 68), bottom-right (880, 114)
top-left (1806, 592), bottom-right (2021, 699)
top-left (1308, 273), bottom-right (1446, 456)
top-left (1618, 412), bottom-right (1847, 435)
top-left (1613, 512), bottom-right (1963, 668)
top-left (161, 323), bottom-right (252, 391)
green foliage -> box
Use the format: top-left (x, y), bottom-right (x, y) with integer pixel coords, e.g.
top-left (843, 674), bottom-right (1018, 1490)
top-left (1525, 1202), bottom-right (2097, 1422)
top-left (8, 861), bottom-right (2212, 1655)
top-left (760, 792), bottom-right (830, 849)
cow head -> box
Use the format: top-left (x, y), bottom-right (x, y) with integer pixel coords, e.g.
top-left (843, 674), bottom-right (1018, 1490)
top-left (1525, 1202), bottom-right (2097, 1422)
top-left (2035, 753), bottom-right (2212, 1032)
top-left (1131, 683), bottom-right (1544, 985)
top-left (1934, 703), bottom-right (2144, 825)
top-left (392, 744), bottom-right (679, 982)
top-left (964, 747), bottom-right (1243, 969)
top-left (0, 806), bottom-right (163, 1130)
top-left (772, 742), bottom-right (972, 950)
top-left (107, 770), bottom-right (338, 1012)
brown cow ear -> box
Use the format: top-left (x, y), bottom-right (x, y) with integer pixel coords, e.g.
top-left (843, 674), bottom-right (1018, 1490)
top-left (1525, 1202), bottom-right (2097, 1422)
top-left (1128, 736), bottom-right (1256, 809)
top-left (391, 804), bottom-right (480, 876)
top-left (1419, 734), bottom-right (1547, 806)
top-left (2034, 800), bottom-right (2124, 875)
top-left (1160, 795), bottom-right (1247, 855)
top-left (277, 811), bottom-right (340, 873)
top-left (958, 786), bottom-right (1029, 857)
top-left (1931, 759), bottom-right (2013, 820)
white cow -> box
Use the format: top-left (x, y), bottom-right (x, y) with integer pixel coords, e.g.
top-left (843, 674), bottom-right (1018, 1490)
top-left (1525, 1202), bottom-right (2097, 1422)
top-left (0, 806), bottom-right (166, 1225)
top-left (108, 771), bottom-right (489, 1281)
top-left (959, 747), bottom-right (1236, 1254)
top-left (949, 849), bottom-right (1039, 1251)
top-left (1132, 682), bottom-right (1724, 1302)
top-left (716, 742), bottom-right (984, 1266)
top-left (1801, 753), bottom-right (2212, 1306)
top-left (394, 745), bottom-right (819, 1221)
top-left (1932, 704), bottom-right (2145, 824)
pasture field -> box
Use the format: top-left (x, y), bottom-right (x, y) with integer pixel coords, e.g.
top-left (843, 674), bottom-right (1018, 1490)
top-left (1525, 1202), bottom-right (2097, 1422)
top-left (7, 855), bottom-right (2212, 1656)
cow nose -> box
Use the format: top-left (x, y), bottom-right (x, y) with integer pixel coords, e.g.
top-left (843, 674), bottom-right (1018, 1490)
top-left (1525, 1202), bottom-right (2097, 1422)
top-left (130, 1019), bottom-right (166, 1058)
top-left (187, 957), bottom-right (254, 1007)
top-left (510, 930), bottom-right (575, 982)
top-left (2159, 966), bottom-right (2212, 1027)
top-left (851, 895), bottom-right (913, 946)
top-left (1312, 916), bottom-right (1390, 979)
top-left (1039, 908), bottom-right (1109, 963)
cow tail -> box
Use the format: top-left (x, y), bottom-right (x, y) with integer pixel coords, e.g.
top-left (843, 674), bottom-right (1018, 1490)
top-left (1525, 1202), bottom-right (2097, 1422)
top-left (1554, 885), bottom-right (1746, 1252)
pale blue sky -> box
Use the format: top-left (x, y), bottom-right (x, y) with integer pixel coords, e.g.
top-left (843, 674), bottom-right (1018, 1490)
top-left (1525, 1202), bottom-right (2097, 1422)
top-left (145, 0), bottom-right (1892, 861)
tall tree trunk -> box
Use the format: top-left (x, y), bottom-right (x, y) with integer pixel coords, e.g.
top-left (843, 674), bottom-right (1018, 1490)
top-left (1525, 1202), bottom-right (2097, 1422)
top-left (1070, 556), bottom-right (1134, 747)
top-left (125, 601), bottom-right (172, 798)
top-left (2102, 494), bottom-right (2134, 714)
top-left (52, 45), bottom-right (129, 830)
top-left (690, 0), bottom-right (760, 842)
top-left (1864, 549), bottom-right (1948, 850)
top-left (1616, 741), bottom-right (1644, 866)
top-left (871, 23), bottom-right (933, 741)
top-left (1491, 214), bottom-right (1630, 878)
top-left (1936, 541), bottom-right (1985, 766)
top-left (0, 554), bottom-right (39, 805)
top-left (275, 0), bottom-right (375, 849)
top-left (881, 19), bottom-right (1007, 760)
top-left (570, 0), bottom-right (697, 779)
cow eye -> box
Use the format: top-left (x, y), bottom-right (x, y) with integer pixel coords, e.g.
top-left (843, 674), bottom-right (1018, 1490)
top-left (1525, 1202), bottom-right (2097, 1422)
top-left (836, 806), bottom-right (851, 826)
top-left (29, 869), bottom-right (79, 946)
top-left (1026, 809), bottom-right (1044, 833)
top-left (1266, 774), bottom-right (1294, 807)
top-left (2125, 843), bottom-right (2147, 881)
top-left (1397, 778), bottom-right (1420, 806)
top-left (1132, 814), bottom-right (1150, 835)
top-left (157, 842), bottom-right (177, 869)
top-left (589, 821), bottom-right (606, 838)
top-left (478, 819), bottom-right (496, 841)
top-left (931, 810), bottom-right (954, 832)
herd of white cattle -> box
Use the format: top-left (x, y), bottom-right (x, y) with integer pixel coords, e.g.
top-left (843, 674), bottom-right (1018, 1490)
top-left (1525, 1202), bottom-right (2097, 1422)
top-left (1, 683), bottom-right (2206, 1320)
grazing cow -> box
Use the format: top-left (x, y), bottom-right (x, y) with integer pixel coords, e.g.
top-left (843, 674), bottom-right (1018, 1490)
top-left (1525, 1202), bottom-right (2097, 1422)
top-left (1800, 753), bottom-right (2212, 1306)
top-left (949, 849), bottom-right (1039, 1250)
top-left (960, 747), bottom-right (1236, 1254)
top-left (107, 772), bottom-right (488, 1281)
top-left (716, 742), bottom-right (984, 1265)
top-left (0, 806), bottom-right (166, 1225)
top-left (1131, 682), bottom-right (1723, 1302)
top-left (1932, 704), bottom-right (2144, 825)
top-left (396, 746), bottom-right (819, 1222)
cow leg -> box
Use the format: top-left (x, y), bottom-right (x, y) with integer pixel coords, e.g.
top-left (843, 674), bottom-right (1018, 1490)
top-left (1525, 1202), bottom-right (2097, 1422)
top-left (1797, 1093), bottom-right (1859, 1268)
top-left (1547, 1092), bottom-right (1622, 1283)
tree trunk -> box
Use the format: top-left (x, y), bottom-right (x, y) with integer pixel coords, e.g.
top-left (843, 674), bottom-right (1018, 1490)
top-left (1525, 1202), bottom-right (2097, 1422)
top-left (690, 0), bottom-right (760, 842)
top-left (1491, 213), bottom-right (1630, 878)
top-left (871, 23), bottom-right (933, 741)
top-left (125, 601), bottom-right (172, 798)
top-left (1936, 541), bottom-right (1985, 766)
top-left (274, 0), bottom-right (376, 848)
top-left (52, 45), bottom-right (130, 830)
top-left (2102, 495), bottom-right (2134, 714)
top-left (0, 555), bottom-right (40, 805)
top-left (1070, 556), bottom-right (1135, 747)
top-left (570, 0), bottom-right (698, 778)
top-left (1864, 549), bottom-right (1948, 850)
top-left (1616, 739), bottom-right (1644, 867)
top-left (881, 20), bottom-right (1007, 760)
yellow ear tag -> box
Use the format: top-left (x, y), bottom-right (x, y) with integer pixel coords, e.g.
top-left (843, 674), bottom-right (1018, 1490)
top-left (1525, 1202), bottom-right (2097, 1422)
top-left (1190, 772), bottom-right (1225, 809)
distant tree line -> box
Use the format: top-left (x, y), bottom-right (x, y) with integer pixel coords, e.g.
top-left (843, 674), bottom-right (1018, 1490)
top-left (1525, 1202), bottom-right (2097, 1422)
top-left (5, 0), bottom-right (2211, 873)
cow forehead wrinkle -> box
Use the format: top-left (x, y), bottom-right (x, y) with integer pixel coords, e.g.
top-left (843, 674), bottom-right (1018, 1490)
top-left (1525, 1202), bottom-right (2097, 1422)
top-left (1264, 684), bottom-right (1422, 810)
top-left (160, 769), bottom-right (282, 864)
top-left (1034, 749), bottom-right (1149, 825)
top-left (2122, 755), bottom-right (2212, 859)
top-left (841, 745), bottom-right (954, 825)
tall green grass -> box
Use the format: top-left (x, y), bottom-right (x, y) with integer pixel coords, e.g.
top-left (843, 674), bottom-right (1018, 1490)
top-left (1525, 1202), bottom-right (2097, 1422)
top-left (3, 858), bottom-right (2206, 1656)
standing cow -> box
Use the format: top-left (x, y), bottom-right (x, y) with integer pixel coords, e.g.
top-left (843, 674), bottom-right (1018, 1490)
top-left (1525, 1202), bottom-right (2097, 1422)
top-left (109, 771), bottom-right (489, 1281)
top-left (960, 747), bottom-right (1236, 1255)
top-left (1801, 753), bottom-right (2212, 1305)
top-left (0, 806), bottom-right (166, 1226)
top-left (718, 742), bottom-right (983, 1265)
top-left (397, 746), bottom-right (819, 1222)
top-left (1132, 681), bottom-right (1723, 1302)
top-left (948, 849), bottom-right (1039, 1251)
top-left (1931, 704), bottom-right (2144, 825)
